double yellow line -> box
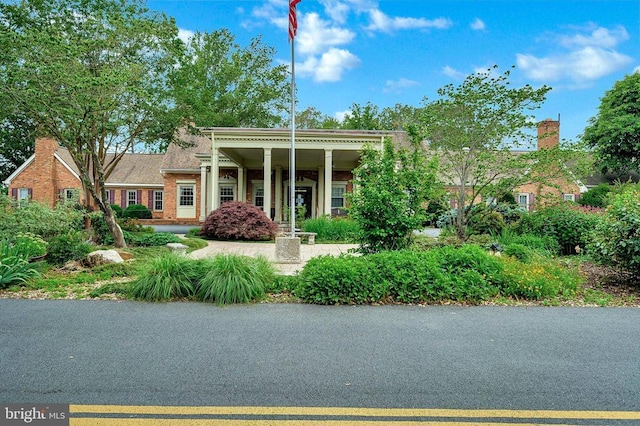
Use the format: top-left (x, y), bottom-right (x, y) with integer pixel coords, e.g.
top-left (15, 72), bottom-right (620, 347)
top-left (68, 405), bottom-right (640, 425)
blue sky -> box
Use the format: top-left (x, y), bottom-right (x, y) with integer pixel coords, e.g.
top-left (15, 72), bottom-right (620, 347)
top-left (149, 0), bottom-right (640, 142)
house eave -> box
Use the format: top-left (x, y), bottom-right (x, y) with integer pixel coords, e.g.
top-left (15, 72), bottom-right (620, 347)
top-left (2, 154), bottom-right (35, 186)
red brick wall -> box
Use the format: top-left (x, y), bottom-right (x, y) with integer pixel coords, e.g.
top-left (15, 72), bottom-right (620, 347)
top-left (538, 119), bottom-right (560, 150)
top-left (162, 173), bottom-right (201, 220)
top-left (9, 137), bottom-right (82, 207)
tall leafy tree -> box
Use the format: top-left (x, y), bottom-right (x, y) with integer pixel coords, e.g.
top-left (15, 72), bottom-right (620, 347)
top-left (0, 114), bottom-right (36, 183)
top-left (583, 72), bottom-right (640, 175)
top-left (0, 0), bottom-right (186, 247)
top-left (342, 102), bottom-right (382, 130)
top-left (416, 66), bottom-right (551, 239)
top-left (296, 106), bottom-right (340, 129)
top-left (172, 30), bottom-right (289, 128)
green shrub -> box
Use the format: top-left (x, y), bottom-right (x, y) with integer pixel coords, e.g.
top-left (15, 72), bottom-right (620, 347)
top-left (588, 187), bottom-right (640, 275)
top-left (468, 207), bottom-right (505, 236)
top-left (0, 238), bottom-right (42, 289)
top-left (301, 216), bottom-right (359, 242)
top-left (295, 254), bottom-right (387, 304)
top-left (2, 233), bottom-right (48, 260)
top-left (265, 274), bottom-right (299, 294)
top-left (578, 184), bottom-right (612, 208)
top-left (0, 196), bottom-right (85, 241)
top-left (196, 254), bottom-right (274, 305)
top-left (295, 246), bottom-right (502, 305)
top-left (46, 232), bottom-right (93, 265)
top-left (503, 243), bottom-right (532, 262)
top-left (497, 257), bottom-right (581, 300)
top-left (514, 203), bottom-right (603, 254)
top-left (497, 229), bottom-right (561, 256)
top-left (123, 204), bottom-right (152, 219)
top-left (185, 227), bottom-right (204, 238)
top-left (131, 232), bottom-right (182, 247)
top-left (0, 256), bottom-right (41, 289)
top-left (130, 253), bottom-right (197, 301)
top-left (110, 204), bottom-right (124, 218)
top-left (349, 138), bottom-right (439, 253)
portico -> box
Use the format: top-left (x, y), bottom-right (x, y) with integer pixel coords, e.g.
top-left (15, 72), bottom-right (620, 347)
top-left (196, 128), bottom-right (393, 222)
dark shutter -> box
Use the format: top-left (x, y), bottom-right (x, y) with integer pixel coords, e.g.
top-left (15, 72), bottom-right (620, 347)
top-left (58, 189), bottom-right (64, 200)
top-left (148, 190), bottom-right (154, 210)
top-left (121, 190), bottom-right (126, 208)
top-left (109, 190), bottom-right (115, 205)
top-left (11, 188), bottom-right (17, 199)
top-left (136, 190), bottom-right (142, 205)
top-left (27, 188), bottom-right (33, 199)
top-left (529, 193), bottom-right (535, 212)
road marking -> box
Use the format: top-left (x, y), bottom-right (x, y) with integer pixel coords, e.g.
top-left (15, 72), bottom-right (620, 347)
top-left (69, 405), bottom-right (640, 425)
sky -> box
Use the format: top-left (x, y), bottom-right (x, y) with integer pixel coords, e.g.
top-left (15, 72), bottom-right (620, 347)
top-left (148, 0), bottom-right (640, 142)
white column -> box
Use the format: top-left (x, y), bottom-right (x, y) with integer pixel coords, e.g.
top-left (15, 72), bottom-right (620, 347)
top-left (263, 148), bottom-right (272, 219)
top-left (324, 149), bottom-right (333, 216)
top-left (212, 148), bottom-right (220, 211)
top-left (317, 166), bottom-right (325, 217)
top-left (199, 164), bottom-right (207, 221)
top-left (237, 166), bottom-right (245, 202)
top-left (275, 165), bottom-right (283, 221)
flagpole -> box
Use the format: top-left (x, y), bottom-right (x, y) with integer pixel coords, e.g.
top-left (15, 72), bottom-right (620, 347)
top-left (290, 26), bottom-right (296, 237)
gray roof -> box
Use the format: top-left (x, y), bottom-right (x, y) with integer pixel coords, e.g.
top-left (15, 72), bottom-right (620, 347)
top-left (57, 146), bottom-right (164, 186)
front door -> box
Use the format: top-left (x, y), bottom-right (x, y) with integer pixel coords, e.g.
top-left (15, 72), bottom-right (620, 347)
top-left (293, 186), bottom-right (312, 219)
top-left (176, 184), bottom-right (196, 219)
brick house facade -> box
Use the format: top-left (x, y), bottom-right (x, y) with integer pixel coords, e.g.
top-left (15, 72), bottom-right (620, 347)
top-left (4, 123), bottom-right (588, 223)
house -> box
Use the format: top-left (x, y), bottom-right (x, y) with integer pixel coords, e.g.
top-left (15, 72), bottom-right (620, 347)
top-left (3, 120), bottom-right (595, 222)
top-left (3, 128), bottom-right (407, 223)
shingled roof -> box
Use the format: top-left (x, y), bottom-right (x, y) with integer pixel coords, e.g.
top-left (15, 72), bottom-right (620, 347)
top-left (56, 146), bottom-right (164, 186)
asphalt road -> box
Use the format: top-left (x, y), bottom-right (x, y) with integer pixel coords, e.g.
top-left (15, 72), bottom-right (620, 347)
top-left (1, 301), bottom-right (639, 422)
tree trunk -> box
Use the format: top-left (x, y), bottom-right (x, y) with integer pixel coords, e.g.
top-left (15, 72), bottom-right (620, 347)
top-left (102, 204), bottom-right (126, 248)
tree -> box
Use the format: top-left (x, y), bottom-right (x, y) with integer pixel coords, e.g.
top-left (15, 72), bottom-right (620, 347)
top-left (349, 137), bottom-right (440, 253)
top-left (296, 107), bottom-right (340, 129)
top-left (583, 72), bottom-right (640, 175)
top-left (171, 30), bottom-right (289, 128)
top-left (0, 113), bottom-right (36, 183)
top-left (342, 102), bottom-right (382, 130)
top-left (416, 66), bottom-right (551, 239)
top-left (0, 0), bottom-right (186, 247)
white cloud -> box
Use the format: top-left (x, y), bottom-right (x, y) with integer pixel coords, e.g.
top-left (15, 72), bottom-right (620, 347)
top-left (334, 110), bottom-right (351, 122)
top-left (635, 65), bottom-right (640, 74)
top-left (365, 9), bottom-right (452, 33)
top-left (558, 25), bottom-right (629, 48)
top-left (442, 65), bottom-right (466, 80)
top-left (298, 48), bottom-right (361, 82)
top-left (296, 12), bottom-right (356, 56)
top-left (470, 18), bottom-right (485, 31)
top-left (518, 25), bottom-right (633, 85)
top-left (178, 28), bottom-right (195, 44)
top-left (319, 0), bottom-right (351, 24)
top-left (383, 78), bottom-right (419, 93)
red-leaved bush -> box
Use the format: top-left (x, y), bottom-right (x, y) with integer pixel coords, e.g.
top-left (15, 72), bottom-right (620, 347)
top-left (200, 202), bottom-right (278, 241)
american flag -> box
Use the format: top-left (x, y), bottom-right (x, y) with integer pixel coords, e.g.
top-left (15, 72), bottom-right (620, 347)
top-left (289, 0), bottom-right (301, 40)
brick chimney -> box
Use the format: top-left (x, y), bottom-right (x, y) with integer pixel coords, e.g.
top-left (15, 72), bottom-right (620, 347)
top-left (537, 118), bottom-right (560, 150)
top-left (32, 137), bottom-right (59, 206)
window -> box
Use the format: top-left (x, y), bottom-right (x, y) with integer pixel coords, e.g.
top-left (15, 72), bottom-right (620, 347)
top-left (154, 190), bottom-right (164, 211)
top-left (17, 188), bottom-right (31, 206)
top-left (331, 186), bottom-right (346, 208)
top-left (254, 186), bottom-right (264, 210)
top-left (18, 188), bottom-right (30, 202)
top-left (220, 185), bottom-right (234, 204)
top-left (179, 186), bottom-right (194, 207)
top-left (563, 193), bottom-right (576, 202)
top-left (517, 193), bottom-right (529, 210)
top-left (127, 190), bottom-right (137, 207)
